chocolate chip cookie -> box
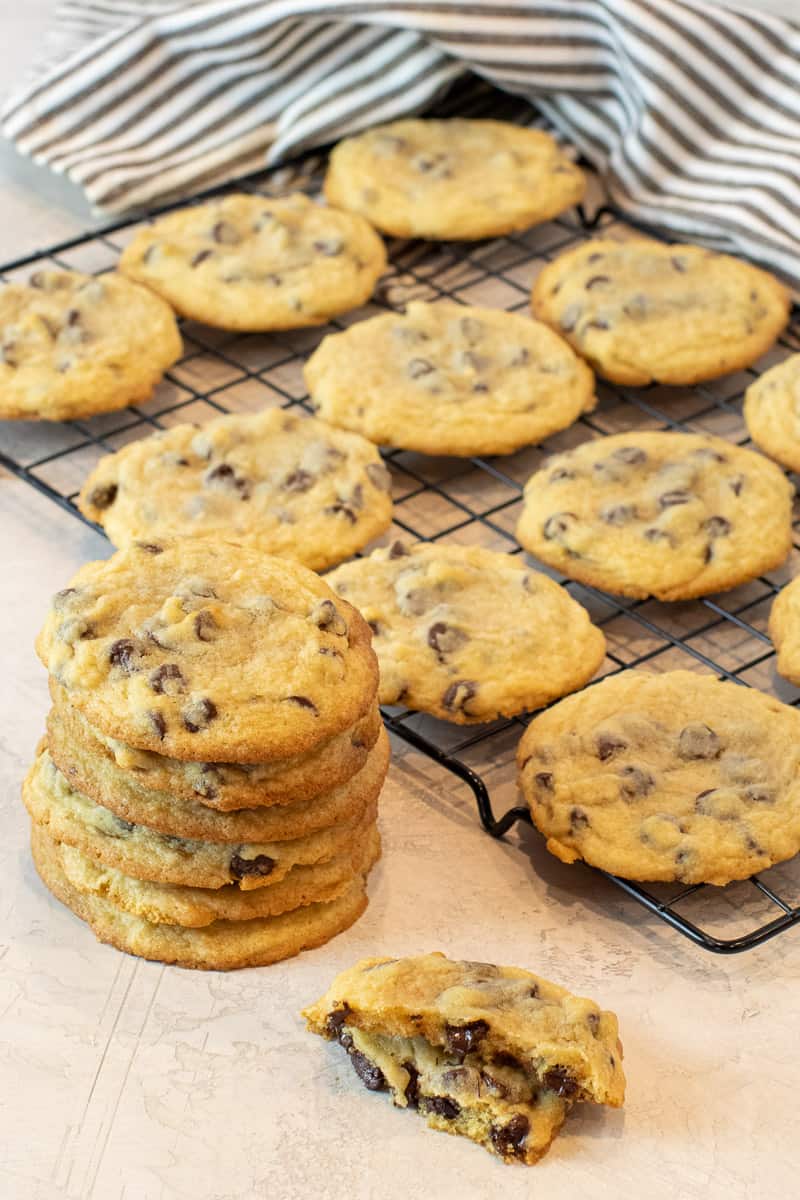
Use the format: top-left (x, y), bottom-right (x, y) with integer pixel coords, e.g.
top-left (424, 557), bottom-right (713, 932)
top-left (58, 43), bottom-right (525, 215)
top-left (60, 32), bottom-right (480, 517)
top-left (36, 539), bottom-right (378, 761)
top-left (326, 542), bottom-right (606, 723)
top-left (303, 952), bottom-right (624, 1165)
top-left (532, 238), bottom-right (790, 385)
top-left (24, 747), bottom-right (378, 891)
top-left (49, 704), bottom-right (390, 843)
top-left (744, 353), bottom-right (800, 472)
top-left (40, 814), bottom-right (381, 928)
top-left (518, 669), bottom-right (800, 885)
top-left (305, 301), bottom-right (595, 457)
top-left (768, 575), bottom-right (800, 686)
top-left (516, 431), bottom-right (793, 601)
top-left (78, 408), bottom-right (393, 571)
top-left (32, 824), bottom-right (370, 971)
top-left (0, 269), bottom-right (182, 421)
top-left (118, 193), bottom-right (387, 330)
top-left (324, 119), bottom-right (585, 240)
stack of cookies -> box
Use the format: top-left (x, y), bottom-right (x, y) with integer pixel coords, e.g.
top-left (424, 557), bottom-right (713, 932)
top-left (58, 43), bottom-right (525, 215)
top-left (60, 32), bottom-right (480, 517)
top-left (24, 538), bottom-right (388, 970)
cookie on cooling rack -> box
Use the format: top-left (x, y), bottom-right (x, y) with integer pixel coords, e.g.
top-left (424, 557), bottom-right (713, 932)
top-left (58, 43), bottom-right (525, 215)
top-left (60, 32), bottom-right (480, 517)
top-left (326, 542), bottom-right (606, 723)
top-left (516, 431), bottom-right (793, 601)
top-left (532, 238), bottom-right (790, 386)
top-left (0, 269), bottom-right (181, 421)
top-left (304, 301), bottom-right (595, 457)
top-left (743, 353), bottom-right (800, 472)
top-left (77, 408), bottom-right (393, 571)
top-left (118, 193), bottom-right (387, 330)
top-left (517, 669), bottom-right (800, 885)
top-left (324, 119), bottom-right (585, 240)
top-left (767, 575), bottom-right (800, 687)
top-left (303, 952), bottom-right (624, 1164)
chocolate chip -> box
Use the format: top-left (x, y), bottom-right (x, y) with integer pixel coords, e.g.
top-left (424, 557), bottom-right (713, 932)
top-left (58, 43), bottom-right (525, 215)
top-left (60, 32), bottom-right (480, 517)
top-left (611, 445), bottom-right (646, 466)
top-left (559, 304), bottom-right (582, 333)
top-left (660, 490), bottom-right (691, 507)
top-left (310, 599), bottom-right (347, 636)
top-left (194, 610), bottom-right (217, 641)
top-left (729, 475), bottom-right (745, 496)
top-left (542, 1066), bottom-right (579, 1098)
top-left (205, 462), bottom-right (250, 499)
top-left (88, 483), bottom-right (118, 510)
top-left (212, 220), bottom-right (241, 245)
top-left (601, 503), bottom-right (637, 526)
top-left (313, 237), bottom-right (344, 256)
top-left (324, 503), bottom-right (358, 524)
top-left (285, 695), bottom-right (319, 714)
top-left (367, 620), bottom-right (382, 637)
top-left (425, 1096), bottom-right (460, 1119)
top-left (191, 248), bottom-right (213, 267)
top-left (509, 347), bottom-right (530, 366)
top-left (596, 732), bottom-right (627, 761)
top-left (135, 542), bottom-right (164, 554)
top-left (442, 679), bottom-right (477, 714)
top-left (534, 771), bottom-right (554, 792)
top-left (52, 587), bottom-right (78, 611)
top-left (108, 639), bottom-right (141, 673)
top-left (349, 1050), bottom-right (387, 1092)
top-left (745, 785), bottom-right (775, 804)
top-left (644, 527), bottom-right (674, 545)
top-left (491, 1114), bottom-right (530, 1159)
top-left (549, 467), bottom-right (574, 482)
top-left (445, 1020), bottom-right (489, 1058)
top-left (366, 462), bottom-right (392, 492)
top-left (620, 765), bottom-right (655, 799)
top-left (492, 1051), bottom-right (524, 1071)
top-left (671, 255), bottom-right (688, 272)
top-left (459, 316), bottom-right (484, 344)
top-left (427, 622), bottom-right (467, 658)
top-left (694, 447), bottom-right (727, 464)
top-left (283, 468), bottom-right (314, 492)
top-left (543, 512), bottom-right (577, 540)
top-left (585, 274), bottom-right (611, 290)
top-left (230, 852), bottom-right (276, 879)
top-left (570, 806), bottom-right (590, 830)
top-left (148, 710), bottom-right (166, 739)
top-left (403, 1061), bottom-right (420, 1107)
top-left (583, 318), bottom-right (610, 332)
top-left (479, 1070), bottom-right (508, 1099)
top-left (407, 358), bottom-right (435, 379)
top-left (678, 723), bottom-right (720, 760)
top-left (325, 1004), bottom-right (350, 1038)
top-left (705, 516), bottom-right (731, 538)
top-left (623, 293), bottom-right (649, 319)
top-left (587, 1011), bottom-right (600, 1034)
top-left (182, 697), bottom-right (217, 732)
top-left (149, 663), bottom-right (186, 695)
top-left (388, 541), bottom-right (409, 559)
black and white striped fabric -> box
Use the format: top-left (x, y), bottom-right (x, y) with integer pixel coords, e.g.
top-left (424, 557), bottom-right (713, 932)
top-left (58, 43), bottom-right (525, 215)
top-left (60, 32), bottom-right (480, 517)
top-left (4, 1), bottom-right (800, 290)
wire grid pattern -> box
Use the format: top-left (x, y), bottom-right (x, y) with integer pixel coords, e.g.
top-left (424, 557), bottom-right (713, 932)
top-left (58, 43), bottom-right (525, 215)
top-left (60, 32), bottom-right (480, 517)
top-left (2, 92), bottom-right (800, 955)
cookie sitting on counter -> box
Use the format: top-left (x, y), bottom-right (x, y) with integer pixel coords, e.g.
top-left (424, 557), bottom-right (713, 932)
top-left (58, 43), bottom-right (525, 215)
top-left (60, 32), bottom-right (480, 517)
top-left (303, 952), bottom-right (624, 1165)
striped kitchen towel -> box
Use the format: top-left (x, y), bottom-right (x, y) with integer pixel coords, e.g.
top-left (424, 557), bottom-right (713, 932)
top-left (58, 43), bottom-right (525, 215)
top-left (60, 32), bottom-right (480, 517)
top-left (3, 1), bottom-right (800, 290)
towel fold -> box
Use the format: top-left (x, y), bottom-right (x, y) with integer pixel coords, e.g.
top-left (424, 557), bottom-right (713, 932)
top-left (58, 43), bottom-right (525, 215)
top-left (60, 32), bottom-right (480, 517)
top-left (3, 1), bottom-right (800, 291)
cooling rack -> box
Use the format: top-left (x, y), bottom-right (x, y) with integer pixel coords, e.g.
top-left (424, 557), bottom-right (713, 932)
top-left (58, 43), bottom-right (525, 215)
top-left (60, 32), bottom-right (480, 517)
top-left (3, 83), bottom-right (800, 955)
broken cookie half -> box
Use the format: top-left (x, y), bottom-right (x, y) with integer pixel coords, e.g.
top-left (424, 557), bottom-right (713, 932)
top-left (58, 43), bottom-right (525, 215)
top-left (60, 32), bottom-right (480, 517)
top-left (302, 951), bottom-right (625, 1165)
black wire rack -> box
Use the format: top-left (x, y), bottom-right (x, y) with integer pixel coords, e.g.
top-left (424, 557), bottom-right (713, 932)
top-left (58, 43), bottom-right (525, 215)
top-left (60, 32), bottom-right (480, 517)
top-left (3, 84), bottom-right (800, 955)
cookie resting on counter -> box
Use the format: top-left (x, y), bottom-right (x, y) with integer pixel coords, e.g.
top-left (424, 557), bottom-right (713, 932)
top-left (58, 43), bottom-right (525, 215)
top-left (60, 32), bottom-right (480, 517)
top-left (517, 670), bottom-right (800, 885)
top-left (532, 238), bottom-right (790, 386)
top-left (78, 408), bottom-right (393, 572)
top-left (326, 541), bottom-right (606, 723)
top-left (305, 300), bottom-right (596, 457)
top-left (119, 192), bottom-right (387, 330)
top-left (0, 268), bottom-right (181, 421)
top-left (303, 952), bottom-right (624, 1165)
top-left (324, 118), bottom-right (585, 240)
top-left (516, 431), bottom-right (793, 601)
